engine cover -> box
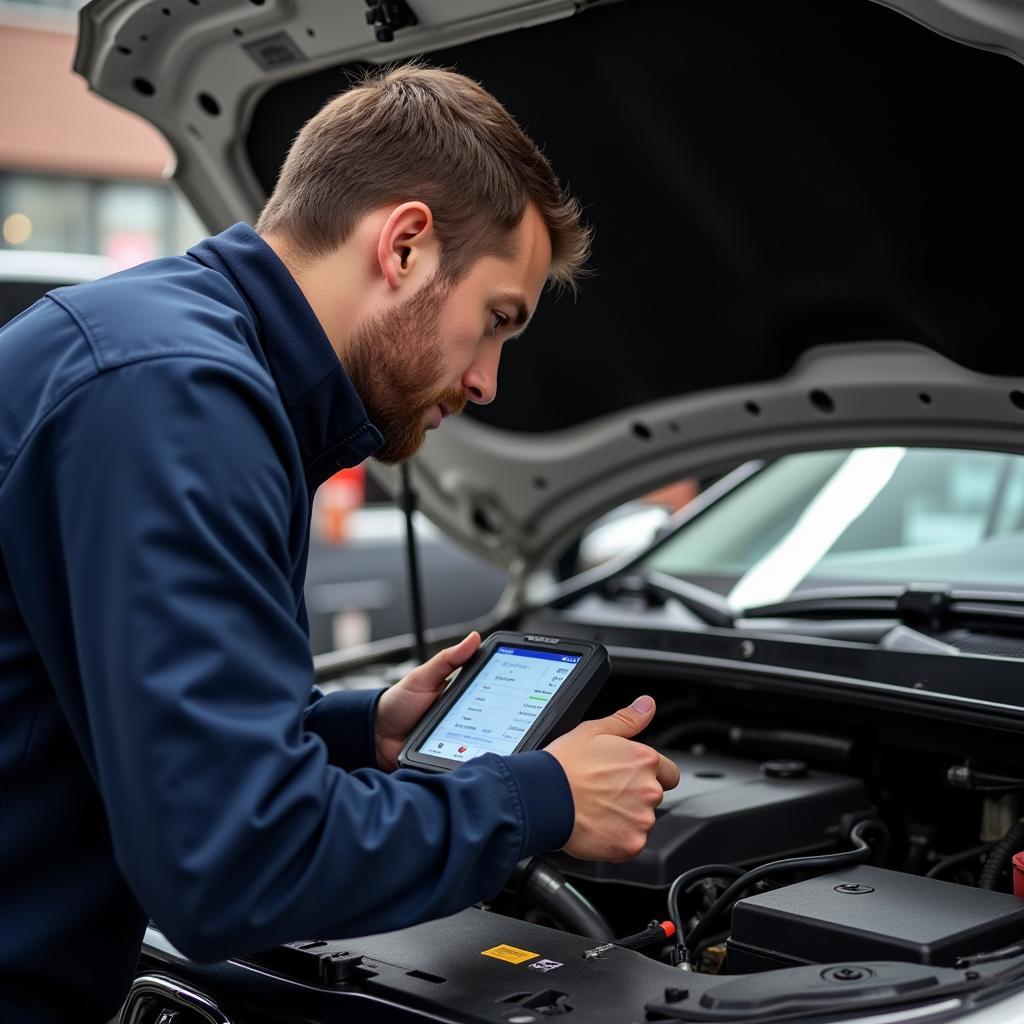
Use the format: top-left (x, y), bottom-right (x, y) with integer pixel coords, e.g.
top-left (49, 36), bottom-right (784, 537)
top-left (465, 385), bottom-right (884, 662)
top-left (552, 751), bottom-right (870, 887)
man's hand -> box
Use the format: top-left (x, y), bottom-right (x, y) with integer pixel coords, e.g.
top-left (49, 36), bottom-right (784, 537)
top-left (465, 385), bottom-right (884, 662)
top-left (544, 696), bottom-right (680, 862)
top-left (374, 631), bottom-right (481, 771)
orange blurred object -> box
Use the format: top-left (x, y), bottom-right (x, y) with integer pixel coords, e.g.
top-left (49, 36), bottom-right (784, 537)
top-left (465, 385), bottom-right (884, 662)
top-left (314, 466), bottom-right (366, 544)
top-left (642, 479), bottom-right (700, 512)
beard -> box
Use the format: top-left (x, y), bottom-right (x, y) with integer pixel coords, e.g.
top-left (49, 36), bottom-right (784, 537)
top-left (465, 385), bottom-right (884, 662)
top-left (343, 273), bottom-right (468, 465)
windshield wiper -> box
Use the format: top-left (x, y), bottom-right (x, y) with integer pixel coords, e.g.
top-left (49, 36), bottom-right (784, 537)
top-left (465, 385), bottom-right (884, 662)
top-left (743, 584), bottom-right (1024, 634)
top-left (599, 576), bottom-right (1024, 636)
top-left (602, 569), bottom-right (735, 628)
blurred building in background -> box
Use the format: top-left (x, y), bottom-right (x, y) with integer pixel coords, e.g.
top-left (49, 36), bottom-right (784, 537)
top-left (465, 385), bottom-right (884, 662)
top-left (0, 0), bottom-right (204, 267)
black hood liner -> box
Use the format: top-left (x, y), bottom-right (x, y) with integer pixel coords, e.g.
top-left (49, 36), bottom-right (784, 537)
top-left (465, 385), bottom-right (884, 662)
top-left (247, 0), bottom-right (1024, 433)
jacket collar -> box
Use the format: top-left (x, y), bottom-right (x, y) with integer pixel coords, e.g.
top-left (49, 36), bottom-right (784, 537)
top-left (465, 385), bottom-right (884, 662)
top-left (187, 223), bottom-right (383, 491)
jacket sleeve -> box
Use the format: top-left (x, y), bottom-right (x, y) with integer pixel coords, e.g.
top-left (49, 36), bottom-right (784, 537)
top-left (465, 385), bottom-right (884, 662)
top-left (51, 354), bottom-right (574, 962)
top-left (303, 686), bottom-right (385, 772)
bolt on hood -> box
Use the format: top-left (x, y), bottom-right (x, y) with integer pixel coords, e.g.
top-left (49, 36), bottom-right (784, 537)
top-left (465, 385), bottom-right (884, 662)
top-left (75, 0), bottom-right (1024, 571)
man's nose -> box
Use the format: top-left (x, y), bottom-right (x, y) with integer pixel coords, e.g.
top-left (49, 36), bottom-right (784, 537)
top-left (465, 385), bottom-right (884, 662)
top-left (462, 353), bottom-right (499, 405)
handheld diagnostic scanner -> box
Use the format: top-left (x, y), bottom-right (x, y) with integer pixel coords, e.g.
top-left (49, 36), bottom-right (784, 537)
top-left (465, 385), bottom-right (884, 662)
top-left (397, 632), bottom-right (610, 772)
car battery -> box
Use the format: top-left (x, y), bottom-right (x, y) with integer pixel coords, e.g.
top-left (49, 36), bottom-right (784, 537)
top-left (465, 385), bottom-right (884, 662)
top-left (728, 864), bottom-right (1024, 972)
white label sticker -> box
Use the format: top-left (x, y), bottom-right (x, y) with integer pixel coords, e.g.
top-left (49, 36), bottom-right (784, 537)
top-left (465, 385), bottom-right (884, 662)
top-left (528, 959), bottom-right (564, 973)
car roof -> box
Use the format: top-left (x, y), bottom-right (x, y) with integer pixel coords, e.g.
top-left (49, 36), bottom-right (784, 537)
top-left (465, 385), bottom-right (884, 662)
top-left (0, 250), bottom-right (115, 284)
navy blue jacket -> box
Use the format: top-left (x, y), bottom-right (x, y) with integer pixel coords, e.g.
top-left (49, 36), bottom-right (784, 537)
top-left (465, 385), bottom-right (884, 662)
top-left (0, 224), bottom-right (574, 1023)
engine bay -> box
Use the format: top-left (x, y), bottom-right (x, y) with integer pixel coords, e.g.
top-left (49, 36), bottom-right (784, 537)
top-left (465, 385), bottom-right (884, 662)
top-left (524, 665), bottom-right (1024, 974)
top-left (498, 750), bottom-right (1024, 978)
top-left (131, 653), bottom-right (1024, 1023)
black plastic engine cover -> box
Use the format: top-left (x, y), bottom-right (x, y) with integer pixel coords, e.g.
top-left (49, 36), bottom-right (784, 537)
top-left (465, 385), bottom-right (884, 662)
top-left (134, 905), bottom-right (996, 1024)
top-left (728, 865), bottom-right (1024, 971)
top-left (551, 751), bottom-right (869, 886)
top-left (137, 908), bottom-right (727, 1023)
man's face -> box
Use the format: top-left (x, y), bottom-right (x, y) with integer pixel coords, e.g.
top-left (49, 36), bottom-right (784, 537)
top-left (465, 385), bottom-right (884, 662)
top-left (345, 203), bottom-right (552, 465)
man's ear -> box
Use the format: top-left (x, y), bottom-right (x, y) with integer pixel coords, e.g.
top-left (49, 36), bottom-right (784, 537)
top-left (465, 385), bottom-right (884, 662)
top-left (377, 201), bottom-right (439, 290)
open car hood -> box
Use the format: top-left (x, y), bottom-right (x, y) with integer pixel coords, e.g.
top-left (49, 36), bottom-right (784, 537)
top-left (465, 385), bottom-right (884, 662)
top-left (75, 0), bottom-right (1024, 572)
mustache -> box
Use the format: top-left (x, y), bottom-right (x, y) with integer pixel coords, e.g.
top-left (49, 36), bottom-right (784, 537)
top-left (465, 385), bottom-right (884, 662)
top-left (434, 386), bottom-right (468, 419)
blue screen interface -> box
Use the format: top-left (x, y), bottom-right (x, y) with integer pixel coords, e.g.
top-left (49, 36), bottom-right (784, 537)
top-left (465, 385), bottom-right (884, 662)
top-left (419, 646), bottom-right (582, 763)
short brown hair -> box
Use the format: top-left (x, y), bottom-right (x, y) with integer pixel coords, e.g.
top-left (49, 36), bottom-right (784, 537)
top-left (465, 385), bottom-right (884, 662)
top-left (256, 63), bottom-right (590, 289)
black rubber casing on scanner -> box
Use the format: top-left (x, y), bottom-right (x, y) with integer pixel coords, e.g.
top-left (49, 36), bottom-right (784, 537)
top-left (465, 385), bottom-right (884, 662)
top-left (397, 632), bottom-right (610, 772)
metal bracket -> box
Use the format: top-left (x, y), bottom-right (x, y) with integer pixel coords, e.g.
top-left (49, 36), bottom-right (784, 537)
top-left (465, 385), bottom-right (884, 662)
top-left (117, 974), bottom-right (234, 1024)
top-left (364, 1), bottom-right (418, 43)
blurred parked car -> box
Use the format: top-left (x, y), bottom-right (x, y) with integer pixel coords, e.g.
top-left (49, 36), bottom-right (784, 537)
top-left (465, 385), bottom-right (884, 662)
top-left (306, 504), bottom-right (507, 654)
top-left (71, 0), bottom-right (1024, 1022)
top-left (0, 250), bottom-right (114, 327)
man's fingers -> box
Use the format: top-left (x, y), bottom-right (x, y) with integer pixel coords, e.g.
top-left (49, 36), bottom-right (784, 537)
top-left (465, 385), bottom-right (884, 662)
top-left (402, 631), bottom-right (481, 693)
top-left (586, 695), bottom-right (657, 740)
top-left (657, 754), bottom-right (681, 791)
top-left (439, 631), bottom-right (481, 672)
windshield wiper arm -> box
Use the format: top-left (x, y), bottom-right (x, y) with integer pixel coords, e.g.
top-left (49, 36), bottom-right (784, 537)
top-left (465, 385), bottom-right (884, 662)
top-left (602, 569), bottom-right (734, 628)
top-left (743, 584), bottom-right (1024, 633)
top-left (743, 584), bottom-right (904, 619)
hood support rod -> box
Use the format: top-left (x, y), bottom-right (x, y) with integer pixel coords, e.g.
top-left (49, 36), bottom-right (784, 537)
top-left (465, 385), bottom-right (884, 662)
top-left (400, 462), bottom-right (428, 665)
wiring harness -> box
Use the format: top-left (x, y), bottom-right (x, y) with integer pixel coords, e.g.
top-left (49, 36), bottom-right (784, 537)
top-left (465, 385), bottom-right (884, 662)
top-left (668, 818), bottom-right (887, 969)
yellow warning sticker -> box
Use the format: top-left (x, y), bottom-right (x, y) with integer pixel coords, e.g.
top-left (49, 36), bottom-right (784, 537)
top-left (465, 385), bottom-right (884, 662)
top-left (481, 944), bottom-right (539, 965)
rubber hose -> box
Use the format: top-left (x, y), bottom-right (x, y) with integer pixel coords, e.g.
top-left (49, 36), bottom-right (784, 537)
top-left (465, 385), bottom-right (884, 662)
top-left (667, 864), bottom-right (745, 941)
top-left (979, 819), bottom-right (1024, 891)
top-left (729, 727), bottom-right (855, 772)
top-left (684, 818), bottom-right (879, 961)
top-left (518, 859), bottom-right (615, 941)
top-left (925, 842), bottom-right (994, 880)
top-left (649, 719), bottom-right (730, 750)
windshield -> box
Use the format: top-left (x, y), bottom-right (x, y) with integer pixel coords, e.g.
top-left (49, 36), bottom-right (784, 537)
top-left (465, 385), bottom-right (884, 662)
top-left (641, 448), bottom-right (1024, 610)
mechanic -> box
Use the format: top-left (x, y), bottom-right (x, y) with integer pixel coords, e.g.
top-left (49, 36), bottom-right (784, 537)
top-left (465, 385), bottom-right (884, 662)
top-left (0, 65), bottom-right (680, 1022)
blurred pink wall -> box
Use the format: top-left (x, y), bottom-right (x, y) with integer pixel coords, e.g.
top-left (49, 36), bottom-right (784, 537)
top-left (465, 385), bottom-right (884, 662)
top-left (0, 22), bottom-right (170, 180)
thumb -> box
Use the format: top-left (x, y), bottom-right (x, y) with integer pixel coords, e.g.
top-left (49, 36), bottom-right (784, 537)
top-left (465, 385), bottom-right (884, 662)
top-left (400, 631), bottom-right (481, 694)
top-left (590, 695), bottom-right (657, 739)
